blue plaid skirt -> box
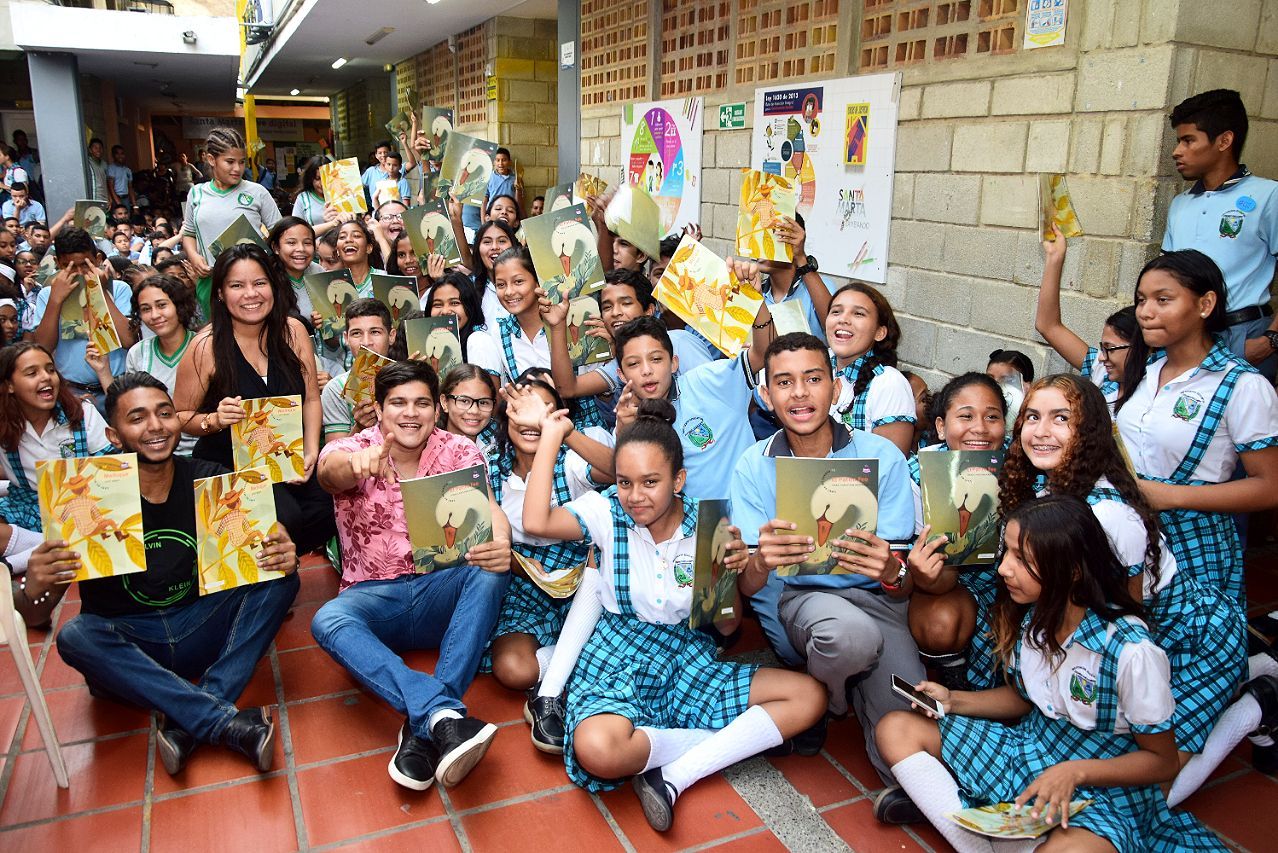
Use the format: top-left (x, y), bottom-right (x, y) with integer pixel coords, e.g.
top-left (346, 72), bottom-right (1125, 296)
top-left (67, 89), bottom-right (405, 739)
top-left (0, 486), bottom-right (41, 532)
top-left (1160, 507), bottom-right (1243, 608)
top-left (564, 608), bottom-right (757, 791)
top-left (939, 712), bottom-right (1226, 852)
top-left (958, 568), bottom-right (1002, 690)
top-left (479, 575), bottom-right (573, 673)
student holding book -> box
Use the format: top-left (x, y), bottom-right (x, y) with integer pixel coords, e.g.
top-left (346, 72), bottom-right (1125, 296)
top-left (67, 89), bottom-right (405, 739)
top-left (321, 298), bottom-right (396, 444)
top-left (314, 359), bottom-right (512, 792)
top-left (730, 332), bottom-right (919, 791)
top-left (455, 218), bottom-right (516, 324)
top-left (47, 372), bottom-right (300, 776)
top-left (521, 396), bottom-right (826, 832)
top-left (423, 271), bottom-right (487, 360)
top-left (438, 365), bottom-right (499, 459)
top-left (756, 212), bottom-right (832, 344)
top-left (334, 219), bottom-right (385, 299)
top-left (291, 156), bottom-right (343, 237)
top-left (876, 496), bottom-right (1227, 853)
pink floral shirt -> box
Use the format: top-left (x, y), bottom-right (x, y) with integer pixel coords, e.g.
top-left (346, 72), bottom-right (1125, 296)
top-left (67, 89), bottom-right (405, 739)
top-left (320, 425), bottom-right (484, 590)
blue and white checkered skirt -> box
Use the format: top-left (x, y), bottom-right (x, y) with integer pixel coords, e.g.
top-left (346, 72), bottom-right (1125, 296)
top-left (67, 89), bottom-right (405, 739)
top-left (957, 568), bottom-right (1003, 690)
top-left (478, 575), bottom-right (574, 673)
top-left (1159, 507), bottom-right (1243, 608)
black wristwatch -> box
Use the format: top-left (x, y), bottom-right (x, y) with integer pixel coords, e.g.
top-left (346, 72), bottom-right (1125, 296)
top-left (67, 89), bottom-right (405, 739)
top-left (1266, 330), bottom-right (1278, 352)
top-left (794, 255), bottom-right (819, 277)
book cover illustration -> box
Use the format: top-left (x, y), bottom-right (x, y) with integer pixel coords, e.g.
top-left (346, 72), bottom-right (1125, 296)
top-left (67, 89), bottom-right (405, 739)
top-left (385, 109), bottom-right (411, 141)
top-left (441, 133), bottom-right (498, 206)
top-left (774, 458), bottom-right (879, 577)
top-left (736, 169), bottom-right (798, 262)
top-left (193, 468), bottom-right (283, 595)
top-left (421, 106), bottom-right (454, 165)
top-left (402, 464), bottom-right (492, 572)
top-left (59, 274), bottom-right (123, 355)
top-left (603, 183), bottom-right (663, 261)
top-left (947, 801), bottom-right (1091, 839)
top-left (371, 273), bottom-right (419, 326)
top-left (74, 199), bottom-right (109, 238)
top-left (319, 157), bottom-right (367, 215)
top-left (342, 346), bottom-right (395, 408)
top-left (403, 200), bottom-right (462, 266)
top-left (654, 234), bottom-right (764, 358)
top-left (565, 297), bottom-right (613, 367)
top-left (404, 315), bottom-right (462, 379)
top-left (918, 451), bottom-right (1003, 566)
top-left (844, 103), bottom-right (870, 166)
top-left (769, 298), bottom-right (811, 337)
top-left (33, 249), bottom-right (58, 286)
top-left (523, 202), bottom-right (605, 302)
top-left (689, 499), bottom-right (738, 630)
top-left (546, 182), bottom-right (574, 212)
top-left (573, 173), bottom-right (609, 213)
top-left (209, 214), bottom-right (267, 259)
top-left (302, 269), bottom-right (358, 343)
top-left (232, 395), bottom-right (305, 483)
top-left (373, 179), bottom-right (402, 205)
top-left (37, 454), bottom-right (146, 582)
top-left (1039, 174), bottom-right (1083, 241)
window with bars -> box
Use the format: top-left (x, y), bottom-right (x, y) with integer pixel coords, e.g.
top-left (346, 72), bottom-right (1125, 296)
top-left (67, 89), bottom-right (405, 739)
top-left (858, 0), bottom-right (1017, 70)
top-left (581, 0), bottom-right (649, 107)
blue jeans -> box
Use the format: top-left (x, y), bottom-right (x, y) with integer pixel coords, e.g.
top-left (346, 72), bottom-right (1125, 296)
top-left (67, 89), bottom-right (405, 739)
top-left (1225, 315), bottom-right (1277, 381)
top-left (311, 567), bottom-right (509, 739)
top-left (56, 573), bottom-right (300, 742)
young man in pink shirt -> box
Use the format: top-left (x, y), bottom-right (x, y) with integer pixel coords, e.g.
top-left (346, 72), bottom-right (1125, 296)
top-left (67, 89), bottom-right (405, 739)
top-left (314, 360), bottom-right (512, 791)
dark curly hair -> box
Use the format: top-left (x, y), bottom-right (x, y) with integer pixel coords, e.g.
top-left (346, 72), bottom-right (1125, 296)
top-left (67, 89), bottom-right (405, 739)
top-left (129, 273), bottom-right (199, 341)
top-left (827, 281), bottom-right (901, 403)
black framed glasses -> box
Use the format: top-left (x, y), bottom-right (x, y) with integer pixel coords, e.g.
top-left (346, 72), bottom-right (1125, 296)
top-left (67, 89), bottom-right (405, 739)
top-left (1098, 343), bottom-right (1132, 357)
top-left (445, 394), bottom-right (495, 412)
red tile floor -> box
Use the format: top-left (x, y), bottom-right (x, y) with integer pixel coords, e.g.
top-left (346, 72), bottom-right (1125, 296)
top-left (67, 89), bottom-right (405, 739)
top-left (1, 552), bottom-right (1276, 851)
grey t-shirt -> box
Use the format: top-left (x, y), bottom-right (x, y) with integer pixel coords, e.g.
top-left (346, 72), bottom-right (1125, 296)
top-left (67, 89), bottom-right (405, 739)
top-left (180, 180), bottom-right (281, 264)
top-left (321, 369), bottom-right (355, 438)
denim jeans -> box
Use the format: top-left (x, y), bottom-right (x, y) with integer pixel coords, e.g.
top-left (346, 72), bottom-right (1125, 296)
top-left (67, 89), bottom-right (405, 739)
top-left (311, 566), bottom-right (509, 740)
top-left (56, 572), bottom-right (300, 742)
top-left (1224, 315), bottom-right (1278, 381)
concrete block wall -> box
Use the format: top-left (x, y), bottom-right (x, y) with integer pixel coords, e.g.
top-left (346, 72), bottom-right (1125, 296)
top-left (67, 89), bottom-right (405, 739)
top-left (489, 16), bottom-right (559, 203)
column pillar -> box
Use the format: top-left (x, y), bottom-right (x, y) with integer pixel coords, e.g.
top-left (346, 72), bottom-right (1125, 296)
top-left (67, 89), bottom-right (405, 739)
top-left (556, 0), bottom-right (579, 180)
top-left (27, 52), bottom-right (89, 217)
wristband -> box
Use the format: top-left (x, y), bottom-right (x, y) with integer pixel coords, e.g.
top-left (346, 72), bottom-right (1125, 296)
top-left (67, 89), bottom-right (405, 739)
top-left (881, 554), bottom-right (908, 590)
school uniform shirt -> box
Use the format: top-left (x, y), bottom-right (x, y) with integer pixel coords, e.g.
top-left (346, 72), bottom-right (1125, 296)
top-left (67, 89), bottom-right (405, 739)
top-left (87, 158), bottom-right (108, 202)
top-left (729, 417), bottom-right (916, 591)
top-left (1083, 477), bottom-right (1176, 598)
top-left (288, 261), bottom-right (324, 321)
top-left (125, 332), bottom-right (197, 455)
top-left (320, 370), bottom-right (355, 437)
top-left (291, 191), bottom-right (327, 227)
top-left (830, 354), bottom-right (917, 433)
top-left (588, 328), bottom-right (715, 392)
top-left (106, 163), bottom-right (132, 200)
top-left (0, 198), bottom-right (45, 225)
top-left (1078, 346), bottom-right (1120, 414)
top-left (563, 488), bottom-right (696, 624)
top-left (180, 180), bottom-right (281, 264)
top-left (360, 164), bottom-right (389, 196)
top-left (29, 279), bottom-right (133, 386)
top-left (1163, 167), bottom-right (1278, 312)
top-left (499, 449), bottom-right (595, 546)
top-left (478, 280), bottom-right (505, 325)
top-left (906, 442), bottom-right (945, 533)
top-left (0, 401), bottom-right (112, 487)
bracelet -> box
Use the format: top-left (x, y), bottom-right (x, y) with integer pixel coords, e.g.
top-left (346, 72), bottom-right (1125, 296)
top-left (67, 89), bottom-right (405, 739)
top-left (18, 576), bottom-right (53, 607)
top-left (752, 319), bottom-right (773, 329)
top-left (880, 554), bottom-right (908, 590)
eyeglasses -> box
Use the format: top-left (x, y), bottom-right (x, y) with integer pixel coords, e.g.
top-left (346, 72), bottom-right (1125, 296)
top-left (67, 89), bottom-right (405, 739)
top-left (380, 213), bottom-right (404, 222)
top-left (1098, 343), bottom-right (1132, 357)
top-left (445, 394), bottom-right (495, 412)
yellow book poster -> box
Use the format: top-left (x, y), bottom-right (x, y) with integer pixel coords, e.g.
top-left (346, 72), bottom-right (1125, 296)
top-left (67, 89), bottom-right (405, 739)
top-left (770, 298), bottom-right (811, 337)
top-left (374, 179), bottom-right (402, 205)
top-left (844, 103), bottom-right (870, 166)
top-left (736, 169), bottom-right (798, 262)
top-left (403, 200), bottom-right (462, 267)
top-left (232, 395), bottom-right (305, 483)
top-left (523, 203), bottom-right (605, 302)
top-left (689, 499), bottom-right (738, 630)
top-left (404, 315), bottom-right (462, 378)
top-left (74, 199), bottom-right (109, 238)
top-left (918, 451), bottom-right (1003, 566)
top-left (774, 457), bottom-right (878, 577)
top-left (654, 234), bottom-right (764, 358)
top-left (194, 468), bottom-right (283, 595)
top-left (209, 214), bottom-right (267, 259)
top-left (1039, 173), bottom-right (1083, 241)
top-left (37, 454), bottom-right (146, 582)
top-left (302, 269), bottom-right (358, 344)
top-left (319, 157), bottom-right (367, 215)
top-left (603, 183), bottom-right (663, 261)
top-left (343, 346), bottom-right (395, 408)
top-left (59, 274), bottom-right (123, 354)
top-left (402, 464), bottom-right (492, 572)
top-left (440, 133), bottom-right (498, 206)
top-left (371, 273), bottom-right (419, 326)
top-left (573, 173), bottom-right (609, 213)
top-left (948, 800), bottom-right (1091, 839)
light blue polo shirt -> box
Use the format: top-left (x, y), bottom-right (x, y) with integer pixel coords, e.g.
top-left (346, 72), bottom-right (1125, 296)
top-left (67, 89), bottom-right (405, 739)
top-left (665, 352), bottom-right (758, 500)
top-left (593, 328), bottom-right (716, 391)
top-left (30, 279), bottom-right (132, 385)
top-left (1163, 168), bottom-right (1278, 312)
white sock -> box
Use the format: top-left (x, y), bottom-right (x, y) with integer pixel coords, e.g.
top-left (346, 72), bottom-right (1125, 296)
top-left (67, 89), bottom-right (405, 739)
top-left (660, 706), bottom-right (782, 799)
top-left (891, 752), bottom-right (996, 853)
top-left (535, 644), bottom-right (555, 682)
top-left (427, 708), bottom-right (463, 730)
top-left (1250, 653), bottom-right (1278, 681)
top-left (538, 571), bottom-right (603, 698)
top-left (638, 727), bottom-right (714, 772)
top-left (1167, 694), bottom-right (1262, 807)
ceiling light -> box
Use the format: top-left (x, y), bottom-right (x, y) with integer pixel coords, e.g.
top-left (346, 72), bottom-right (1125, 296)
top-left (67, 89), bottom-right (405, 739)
top-left (426, 0), bottom-right (442, 4)
top-left (331, 57), bottom-right (347, 69)
top-left (290, 88), bottom-right (301, 96)
top-left (365, 27), bottom-right (395, 46)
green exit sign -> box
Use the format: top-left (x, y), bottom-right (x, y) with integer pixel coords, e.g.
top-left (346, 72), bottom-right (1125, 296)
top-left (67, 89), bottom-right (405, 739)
top-left (718, 102), bottom-right (746, 129)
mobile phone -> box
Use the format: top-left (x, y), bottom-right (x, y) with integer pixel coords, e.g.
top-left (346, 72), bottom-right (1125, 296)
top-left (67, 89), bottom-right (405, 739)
top-left (891, 674), bottom-right (945, 717)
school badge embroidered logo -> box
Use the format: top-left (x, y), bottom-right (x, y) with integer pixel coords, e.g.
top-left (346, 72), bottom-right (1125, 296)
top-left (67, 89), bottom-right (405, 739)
top-left (1172, 391), bottom-right (1205, 422)
top-left (1219, 209), bottom-right (1244, 238)
top-left (237, 192), bottom-right (254, 206)
top-left (1068, 666), bottom-right (1097, 706)
top-left (673, 555), bottom-right (694, 587)
top-left (683, 417), bottom-right (715, 450)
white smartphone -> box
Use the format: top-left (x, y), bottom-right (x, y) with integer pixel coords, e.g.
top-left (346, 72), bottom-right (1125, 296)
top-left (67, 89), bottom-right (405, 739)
top-left (891, 673), bottom-right (945, 717)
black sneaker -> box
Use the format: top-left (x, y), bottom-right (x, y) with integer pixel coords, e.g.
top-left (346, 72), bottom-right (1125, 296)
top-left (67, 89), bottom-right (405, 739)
top-left (431, 715), bottom-right (497, 788)
top-left (1245, 674), bottom-right (1278, 776)
top-left (873, 785), bottom-right (925, 825)
top-left (632, 767), bottom-right (675, 832)
top-left (792, 714), bottom-right (829, 757)
top-left (527, 694), bottom-right (566, 754)
top-left (156, 716), bottom-right (198, 776)
top-left (219, 706), bottom-right (275, 772)
top-left (388, 721), bottom-right (440, 791)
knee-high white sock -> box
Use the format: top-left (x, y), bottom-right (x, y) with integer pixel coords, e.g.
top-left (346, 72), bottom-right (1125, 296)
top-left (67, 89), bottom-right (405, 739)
top-left (660, 706), bottom-right (782, 799)
top-left (538, 571), bottom-right (602, 699)
top-left (1167, 694), bottom-right (1263, 807)
top-left (535, 644), bottom-right (555, 682)
top-left (1250, 653), bottom-right (1278, 681)
top-left (891, 752), bottom-right (996, 853)
top-left (639, 727), bottom-right (715, 772)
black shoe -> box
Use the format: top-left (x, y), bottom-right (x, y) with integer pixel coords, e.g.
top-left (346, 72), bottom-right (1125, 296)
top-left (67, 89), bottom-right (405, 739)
top-left (156, 717), bottom-right (198, 776)
top-left (220, 706), bottom-right (275, 772)
top-left (527, 694), bottom-right (566, 754)
top-left (388, 721), bottom-right (440, 791)
top-left (873, 785), bottom-right (925, 825)
top-left (431, 715), bottom-right (497, 788)
top-left (632, 767), bottom-right (675, 832)
top-left (792, 714), bottom-right (829, 757)
top-left (1245, 675), bottom-right (1278, 776)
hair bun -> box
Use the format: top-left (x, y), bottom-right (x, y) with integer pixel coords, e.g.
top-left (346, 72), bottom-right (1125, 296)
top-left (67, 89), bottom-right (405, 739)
top-left (635, 397), bottom-right (676, 426)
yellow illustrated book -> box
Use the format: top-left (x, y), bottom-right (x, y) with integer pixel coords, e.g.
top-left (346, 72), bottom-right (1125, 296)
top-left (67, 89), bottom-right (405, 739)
top-left (194, 468), bottom-right (283, 595)
top-left (343, 346), bottom-right (396, 408)
top-left (1039, 174), bottom-right (1083, 240)
top-left (59, 274), bottom-right (123, 355)
top-left (232, 395), bottom-right (305, 483)
top-left (774, 458), bottom-right (879, 577)
top-left (947, 801), bottom-right (1092, 839)
top-left (654, 234), bottom-right (764, 357)
top-left (736, 169), bottom-right (798, 262)
top-left (37, 454), bottom-right (146, 582)
top-left (319, 157), bottom-right (367, 215)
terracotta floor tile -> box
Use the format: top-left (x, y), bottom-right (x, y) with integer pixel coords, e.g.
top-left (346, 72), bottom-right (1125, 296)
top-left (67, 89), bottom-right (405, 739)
top-left (54, 600), bottom-right (82, 632)
top-left (297, 752), bottom-right (446, 846)
top-left (1183, 769), bottom-right (1278, 849)
top-left (20, 686), bottom-right (149, 749)
top-left (821, 715), bottom-right (882, 791)
top-left (151, 717), bottom-right (287, 795)
top-left (296, 566), bottom-right (340, 605)
top-left (401, 648), bottom-right (441, 672)
top-left (600, 772), bottom-right (763, 853)
top-left (821, 799), bottom-right (926, 852)
top-left (905, 819), bottom-right (950, 851)
top-left (730, 617), bottom-right (769, 655)
top-left (0, 695), bottom-right (23, 752)
top-left (0, 804), bottom-right (142, 852)
top-left (331, 819), bottom-right (461, 852)
top-left (151, 775), bottom-right (297, 852)
top-left (38, 644), bottom-right (88, 691)
top-left (279, 646), bottom-right (362, 701)
top-left (767, 753), bottom-right (859, 808)
top-left (699, 829), bottom-right (789, 852)
top-left (460, 673), bottom-right (526, 725)
top-left (274, 600), bottom-right (323, 650)
top-left (0, 733), bottom-right (148, 825)
top-left (287, 692), bottom-right (402, 766)
top-left (462, 788), bottom-right (623, 853)
top-left (237, 657), bottom-right (279, 708)
top-left (445, 725), bottom-right (571, 811)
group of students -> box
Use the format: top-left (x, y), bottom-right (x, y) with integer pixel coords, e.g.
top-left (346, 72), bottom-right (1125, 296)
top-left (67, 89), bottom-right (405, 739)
top-left (1, 89), bottom-right (1277, 852)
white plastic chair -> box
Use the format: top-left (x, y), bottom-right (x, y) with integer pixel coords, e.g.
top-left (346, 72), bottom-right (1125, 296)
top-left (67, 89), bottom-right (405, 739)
top-left (0, 577), bottom-right (69, 788)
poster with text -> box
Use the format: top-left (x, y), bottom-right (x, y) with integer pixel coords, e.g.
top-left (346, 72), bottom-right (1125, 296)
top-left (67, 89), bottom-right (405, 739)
top-left (753, 74), bottom-right (899, 284)
top-left (621, 97), bottom-right (703, 236)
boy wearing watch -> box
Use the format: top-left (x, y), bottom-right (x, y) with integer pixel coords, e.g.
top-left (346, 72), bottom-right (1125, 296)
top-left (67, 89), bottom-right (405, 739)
top-left (756, 212), bottom-right (832, 343)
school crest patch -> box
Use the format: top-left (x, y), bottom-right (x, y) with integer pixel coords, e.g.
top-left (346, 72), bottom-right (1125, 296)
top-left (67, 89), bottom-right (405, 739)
top-left (237, 192), bottom-right (254, 206)
top-left (1219, 209), bottom-right (1245, 239)
top-left (673, 555), bottom-right (694, 587)
top-left (1068, 666), bottom-right (1097, 706)
top-left (1172, 391), bottom-right (1205, 422)
top-left (683, 416), bottom-right (715, 450)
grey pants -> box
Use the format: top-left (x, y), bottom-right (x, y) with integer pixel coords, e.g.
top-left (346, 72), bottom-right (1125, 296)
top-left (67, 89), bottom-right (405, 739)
top-left (779, 584), bottom-right (924, 784)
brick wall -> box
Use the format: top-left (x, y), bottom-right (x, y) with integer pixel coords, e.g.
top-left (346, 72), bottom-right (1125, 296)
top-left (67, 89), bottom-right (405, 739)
top-left (489, 17), bottom-right (559, 202)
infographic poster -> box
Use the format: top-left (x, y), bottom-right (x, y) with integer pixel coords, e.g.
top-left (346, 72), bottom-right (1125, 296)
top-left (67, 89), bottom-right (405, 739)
top-left (621, 97), bottom-right (703, 236)
top-left (753, 74), bottom-right (899, 284)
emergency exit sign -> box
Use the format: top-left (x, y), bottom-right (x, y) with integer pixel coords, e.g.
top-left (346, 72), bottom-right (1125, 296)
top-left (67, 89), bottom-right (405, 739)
top-left (718, 102), bottom-right (746, 129)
